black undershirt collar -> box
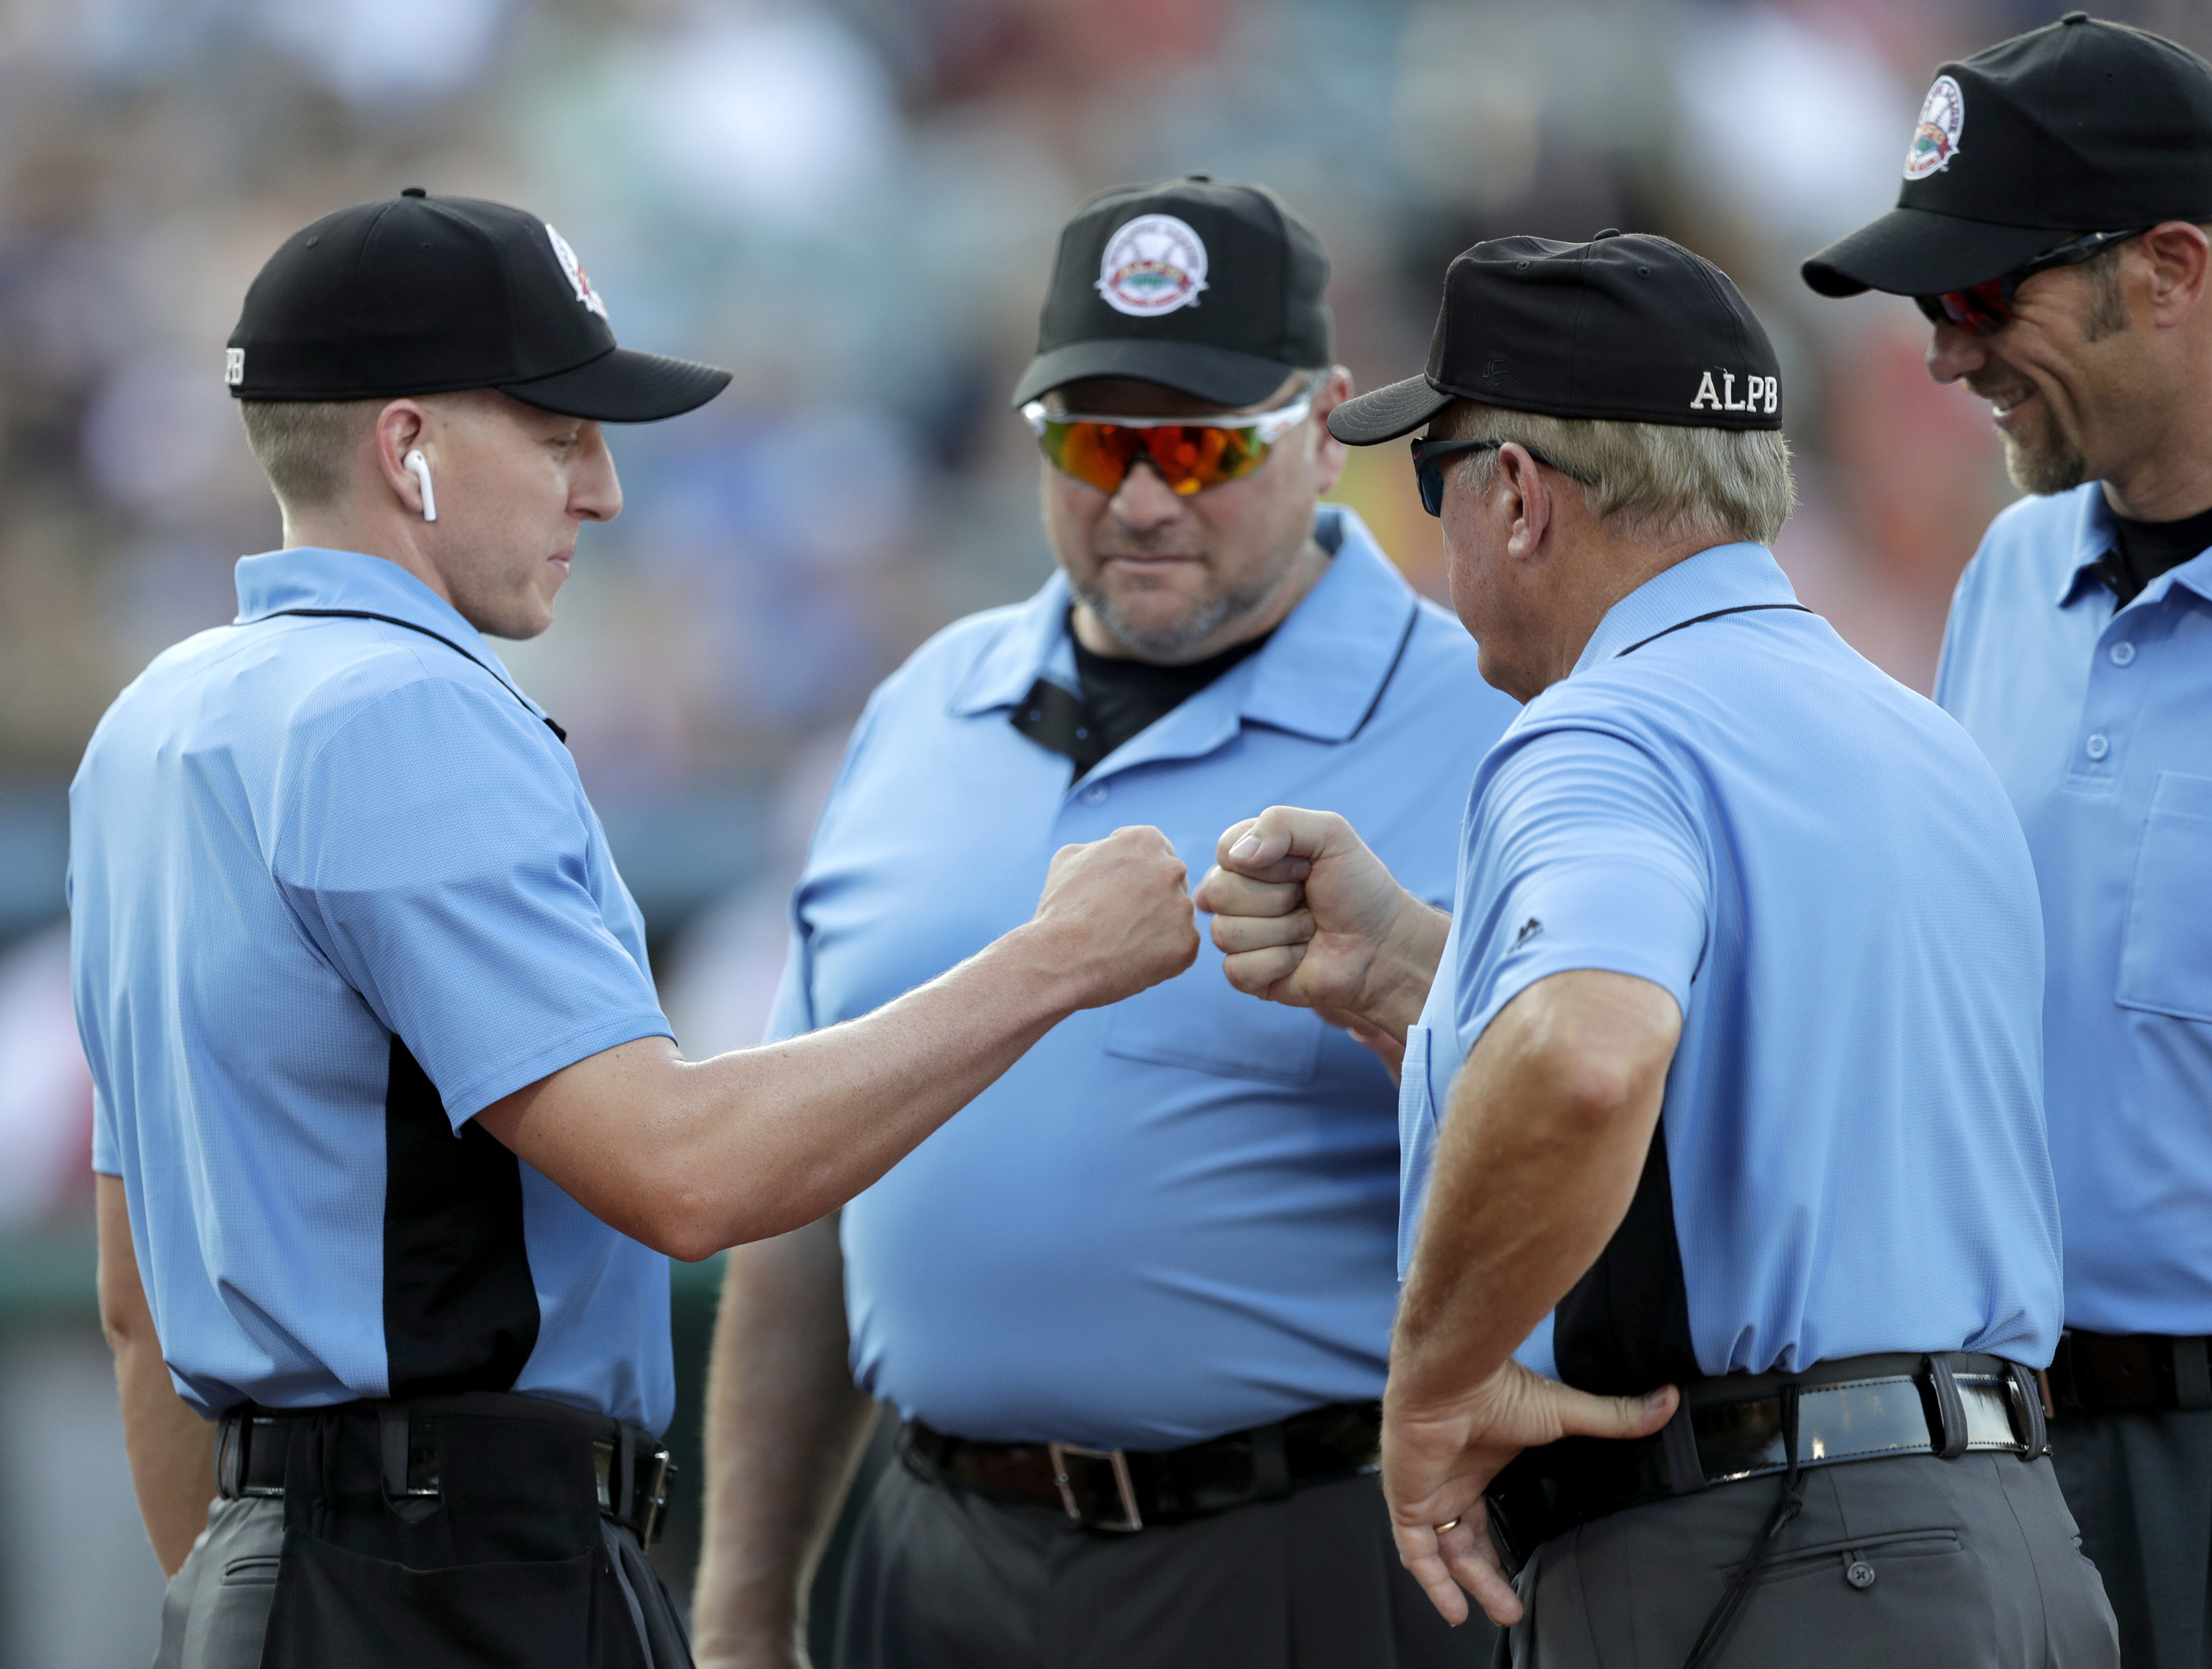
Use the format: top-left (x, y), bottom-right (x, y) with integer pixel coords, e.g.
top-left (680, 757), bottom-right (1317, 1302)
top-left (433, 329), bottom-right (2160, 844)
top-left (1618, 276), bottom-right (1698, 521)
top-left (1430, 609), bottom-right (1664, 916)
top-left (2091, 499), bottom-right (2212, 606)
top-left (1011, 617), bottom-right (1274, 777)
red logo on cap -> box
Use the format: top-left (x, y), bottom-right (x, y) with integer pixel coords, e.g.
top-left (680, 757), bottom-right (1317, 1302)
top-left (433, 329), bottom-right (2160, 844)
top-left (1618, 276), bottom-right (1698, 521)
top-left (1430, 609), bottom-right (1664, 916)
top-left (546, 225), bottom-right (610, 322)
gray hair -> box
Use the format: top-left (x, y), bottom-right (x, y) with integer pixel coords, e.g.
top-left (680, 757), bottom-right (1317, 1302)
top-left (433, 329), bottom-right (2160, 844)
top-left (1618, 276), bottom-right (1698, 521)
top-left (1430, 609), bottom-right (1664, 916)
top-left (1439, 398), bottom-right (1795, 547)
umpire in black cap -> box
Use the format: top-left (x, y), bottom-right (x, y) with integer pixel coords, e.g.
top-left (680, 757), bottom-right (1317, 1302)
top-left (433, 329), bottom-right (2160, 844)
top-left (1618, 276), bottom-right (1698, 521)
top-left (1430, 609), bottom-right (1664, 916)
top-left (1200, 229), bottom-right (2116, 1665)
top-left (74, 190), bottom-right (1199, 1669)
top-left (1807, 16), bottom-right (2212, 1667)
top-left (690, 175), bottom-right (1515, 1669)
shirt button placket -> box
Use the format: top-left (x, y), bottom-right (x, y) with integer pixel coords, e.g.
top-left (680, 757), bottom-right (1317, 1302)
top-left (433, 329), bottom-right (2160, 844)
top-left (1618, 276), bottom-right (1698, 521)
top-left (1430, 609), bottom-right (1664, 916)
top-left (2084, 733), bottom-right (2110, 762)
top-left (1080, 782), bottom-right (1109, 806)
top-left (2109, 640), bottom-right (2136, 666)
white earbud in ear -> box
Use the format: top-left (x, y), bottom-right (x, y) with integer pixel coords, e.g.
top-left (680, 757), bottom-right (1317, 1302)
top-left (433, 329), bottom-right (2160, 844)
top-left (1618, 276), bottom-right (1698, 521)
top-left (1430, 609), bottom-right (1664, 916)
top-left (403, 449), bottom-right (437, 522)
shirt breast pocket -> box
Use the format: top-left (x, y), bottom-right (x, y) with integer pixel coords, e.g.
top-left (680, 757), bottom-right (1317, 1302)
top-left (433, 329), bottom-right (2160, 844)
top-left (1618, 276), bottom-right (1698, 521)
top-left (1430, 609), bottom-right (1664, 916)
top-left (2117, 772), bottom-right (2212, 1022)
top-left (1101, 950), bottom-right (1323, 1087)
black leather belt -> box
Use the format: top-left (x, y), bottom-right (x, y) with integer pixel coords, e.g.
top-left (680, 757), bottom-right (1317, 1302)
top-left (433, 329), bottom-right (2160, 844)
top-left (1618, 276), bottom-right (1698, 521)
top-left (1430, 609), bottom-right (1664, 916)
top-left (1485, 1352), bottom-right (2048, 1576)
top-left (901, 1401), bottom-right (1380, 1532)
top-left (2049, 1329), bottom-right (2212, 1416)
top-left (215, 1391), bottom-right (675, 1545)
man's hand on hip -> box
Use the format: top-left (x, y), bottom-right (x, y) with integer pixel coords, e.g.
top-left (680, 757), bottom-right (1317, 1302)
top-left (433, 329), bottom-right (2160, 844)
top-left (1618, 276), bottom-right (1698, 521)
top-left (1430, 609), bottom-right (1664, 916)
top-left (1028, 825), bottom-right (1201, 1009)
top-left (1383, 1361), bottom-right (1678, 1628)
top-left (1194, 805), bottom-right (1446, 1043)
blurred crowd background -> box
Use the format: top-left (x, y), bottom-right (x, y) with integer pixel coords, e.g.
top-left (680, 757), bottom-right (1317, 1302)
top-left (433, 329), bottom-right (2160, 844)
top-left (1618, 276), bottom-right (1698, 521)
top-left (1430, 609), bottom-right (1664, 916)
top-left (2, 0), bottom-right (2202, 1661)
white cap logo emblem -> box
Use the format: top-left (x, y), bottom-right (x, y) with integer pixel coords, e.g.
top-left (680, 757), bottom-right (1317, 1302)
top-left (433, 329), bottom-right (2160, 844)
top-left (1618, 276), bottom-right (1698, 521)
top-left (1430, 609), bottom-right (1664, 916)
top-left (1096, 213), bottom-right (1209, 318)
top-left (1904, 75), bottom-right (1965, 180)
top-left (546, 225), bottom-right (610, 321)
top-left (224, 348), bottom-right (245, 387)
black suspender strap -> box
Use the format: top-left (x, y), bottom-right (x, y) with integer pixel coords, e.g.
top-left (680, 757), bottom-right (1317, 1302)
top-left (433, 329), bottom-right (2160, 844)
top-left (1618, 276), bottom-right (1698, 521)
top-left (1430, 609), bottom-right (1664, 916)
top-left (1615, 603), bottom-right (1812, 659)
top-left (254, 607), bottom-right (567, 744)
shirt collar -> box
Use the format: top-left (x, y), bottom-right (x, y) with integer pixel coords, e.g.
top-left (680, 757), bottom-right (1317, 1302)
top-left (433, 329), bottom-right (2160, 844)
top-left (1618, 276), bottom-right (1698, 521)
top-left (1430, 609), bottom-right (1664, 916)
top-left (2054, 484), bottom-right (2212, 612)
top-left (232, 546), bottom-right (530, 704)
top-left (949, 504), bottom-right (1419, 748)
top-left (1572, 541), bottom-right (1799, 675)
top-left (2056, 489), bottom-right (2118, 609)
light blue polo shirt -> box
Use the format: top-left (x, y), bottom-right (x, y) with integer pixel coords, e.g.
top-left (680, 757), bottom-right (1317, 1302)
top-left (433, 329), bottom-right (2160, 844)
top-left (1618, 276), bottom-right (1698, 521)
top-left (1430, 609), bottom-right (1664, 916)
top-left (1937, 484), bottom-right (2212, 1338)
top-left (1399, 542), bottom-right (2061, 1387)
top-left (772, 507), bottom-right (1518, 1449)
top-left (70, 547), bottom-right (677, 1428)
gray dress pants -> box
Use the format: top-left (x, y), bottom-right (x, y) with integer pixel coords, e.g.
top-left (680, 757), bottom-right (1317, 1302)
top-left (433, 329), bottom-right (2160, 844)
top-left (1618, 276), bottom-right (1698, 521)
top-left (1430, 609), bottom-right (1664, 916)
top-left (2050, 1408), bottom-right (2212, 1669)
top-left (150, 1496), bottom-right (682, 1669)
top-left (834, 1455), bottom-right (1496, 1669)
top-left (1499, 1452), bottom-right (2117, 1668)
top-left (153, 1498), bottom-right (287, 1669)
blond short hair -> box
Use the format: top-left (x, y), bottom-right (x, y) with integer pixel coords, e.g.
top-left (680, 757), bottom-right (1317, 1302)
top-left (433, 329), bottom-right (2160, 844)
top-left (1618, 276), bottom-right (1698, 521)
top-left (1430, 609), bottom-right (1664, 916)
top-left (1440, 398), bottom-right (1795, 547)
top-left (237, 399), bottom-right (384, 510)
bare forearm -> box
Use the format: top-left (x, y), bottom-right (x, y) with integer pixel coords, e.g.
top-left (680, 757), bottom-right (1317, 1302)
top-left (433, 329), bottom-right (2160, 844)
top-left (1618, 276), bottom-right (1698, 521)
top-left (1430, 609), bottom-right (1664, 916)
top-left (1390, 972), bottom-right (1677, 1409)
top-left (1355, 897), bottom-right (1451, 1043)
top-left (483, 825), bottom-right (1200, 1259)
top-left (693, 1218), bottom-right (874, 1669)
top-left (491, 922), bottom-right (1089, 1257)
top-left (116, 1337), bottom-right (216, 1574)
top-left (97, 1174), bottom-right (214, 1575)
top-left (683, 923), bottom-right (1084, 1237)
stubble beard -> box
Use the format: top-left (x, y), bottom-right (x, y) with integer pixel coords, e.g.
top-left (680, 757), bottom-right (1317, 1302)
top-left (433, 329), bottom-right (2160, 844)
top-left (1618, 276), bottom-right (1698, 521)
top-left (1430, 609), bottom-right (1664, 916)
top-left (2000, 414), bottom-right (2091, 498)
top-left (1071, 565), bottom-right (1283, 661)
top-left (1993, 283), bottom-right (2125, 498)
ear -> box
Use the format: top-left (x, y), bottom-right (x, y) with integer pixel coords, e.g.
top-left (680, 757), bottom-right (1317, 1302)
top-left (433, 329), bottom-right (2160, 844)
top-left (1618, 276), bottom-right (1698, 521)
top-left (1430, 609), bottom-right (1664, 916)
top-left (373, 400), bottom-right (435, 518)
top-left (2137, 221), bottom-right (2210, 329)
top-left (1306, 365), bottom-right (1354, 498)
top-left (1496, 442), bottom-right (1554, 561)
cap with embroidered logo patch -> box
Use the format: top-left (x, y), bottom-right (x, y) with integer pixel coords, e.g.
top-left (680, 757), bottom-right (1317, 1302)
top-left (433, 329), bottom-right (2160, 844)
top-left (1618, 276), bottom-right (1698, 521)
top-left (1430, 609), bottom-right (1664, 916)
top-left (1327, 230), bottom-right (1782, 445)
top-left (226, 189), bottom-right (731, 421)
top-left (1011, 175), bottom-right (1333, 410)
top-left (1803, 15), bottom-right (2212, 298)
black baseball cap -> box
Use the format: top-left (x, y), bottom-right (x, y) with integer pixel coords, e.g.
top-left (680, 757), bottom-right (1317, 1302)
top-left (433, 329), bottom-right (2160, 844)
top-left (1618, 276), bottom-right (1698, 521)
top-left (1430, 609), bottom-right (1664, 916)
top-left (1011, 176), bottom-right (1332, 409)
top-left (226, 190), bottom-right (731, 421)
top-left (1803, 14), bottom-right (2212, 299)
top-left (1328, 230), bottom-right (1783, 445)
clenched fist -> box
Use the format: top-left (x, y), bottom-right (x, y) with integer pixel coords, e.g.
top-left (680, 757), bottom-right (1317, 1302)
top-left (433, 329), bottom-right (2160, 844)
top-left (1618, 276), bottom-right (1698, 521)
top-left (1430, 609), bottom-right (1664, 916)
top-left (1030, 826), bottom-right (1201, 1010)
top-left (1193, 806), bottom-right (1448, 1056)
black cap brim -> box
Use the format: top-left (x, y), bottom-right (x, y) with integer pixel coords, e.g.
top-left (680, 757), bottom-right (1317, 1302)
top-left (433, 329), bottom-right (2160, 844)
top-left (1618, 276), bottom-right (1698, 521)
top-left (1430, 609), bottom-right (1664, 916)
top-left (1326, 373), bottom-right (1454, 445)
top-left (501, 346), bottom-right (732, 422)
top-left (1011, 338), bottom-right (1300, 409)
top-left (1802, 206), bottom-right (2068, 298)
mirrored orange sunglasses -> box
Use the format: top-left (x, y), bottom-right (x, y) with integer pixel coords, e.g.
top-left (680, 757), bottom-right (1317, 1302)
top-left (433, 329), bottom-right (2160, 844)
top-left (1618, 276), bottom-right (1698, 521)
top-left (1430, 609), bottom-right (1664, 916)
top-left (1022, 378), bottom-right (1318, 496)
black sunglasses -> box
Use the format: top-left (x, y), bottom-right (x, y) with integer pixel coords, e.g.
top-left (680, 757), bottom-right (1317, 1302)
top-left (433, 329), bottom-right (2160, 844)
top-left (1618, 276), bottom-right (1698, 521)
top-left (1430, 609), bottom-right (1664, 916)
top-left (1409, 436), bottom-right (1594, 517)
top-left (1912, 227), bottom-right (2149, 336)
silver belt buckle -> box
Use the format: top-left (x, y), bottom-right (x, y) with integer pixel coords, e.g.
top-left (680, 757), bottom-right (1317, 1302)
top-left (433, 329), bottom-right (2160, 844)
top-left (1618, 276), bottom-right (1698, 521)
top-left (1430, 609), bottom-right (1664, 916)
top-left (637, 1446), bottom-right (674, 1544)
top-left (1047, 1442), bottom-right (1143, 1532)
top-left (594, 1436), bottom-right (676, 1544)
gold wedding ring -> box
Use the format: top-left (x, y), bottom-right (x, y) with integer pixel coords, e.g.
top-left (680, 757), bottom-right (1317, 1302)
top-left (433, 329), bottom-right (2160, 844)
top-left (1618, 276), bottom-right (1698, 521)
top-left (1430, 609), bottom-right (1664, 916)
top-left (1435, 1516), bottom-right (1463, 1532)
